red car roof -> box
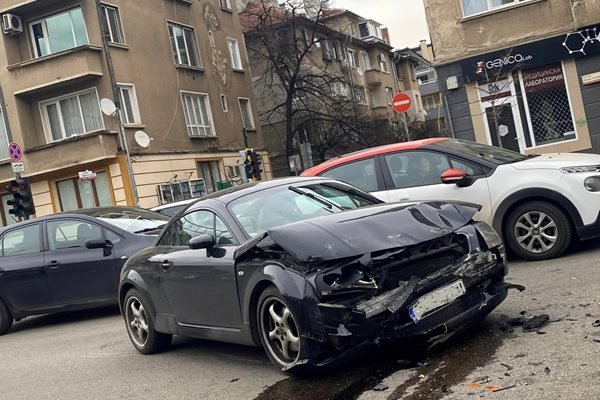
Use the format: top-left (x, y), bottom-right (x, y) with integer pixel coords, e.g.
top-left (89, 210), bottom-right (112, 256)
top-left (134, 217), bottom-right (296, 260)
top-left (301, 137), bottom-right (448, 176)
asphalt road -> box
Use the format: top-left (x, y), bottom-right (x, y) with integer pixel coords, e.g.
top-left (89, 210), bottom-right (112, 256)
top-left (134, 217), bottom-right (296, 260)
top-left (2, 241), bottom-right (600, 400)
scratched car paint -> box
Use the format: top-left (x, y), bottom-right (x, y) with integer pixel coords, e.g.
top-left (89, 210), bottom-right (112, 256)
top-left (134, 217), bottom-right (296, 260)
top-left (118, 177), bottom-right (521, 374)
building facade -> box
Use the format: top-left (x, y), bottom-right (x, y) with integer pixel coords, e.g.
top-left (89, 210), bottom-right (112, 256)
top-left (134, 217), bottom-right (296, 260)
top-left (425, 0), bottom-right (600, 154)
top-left (0, 0), bottom-right (269, 225)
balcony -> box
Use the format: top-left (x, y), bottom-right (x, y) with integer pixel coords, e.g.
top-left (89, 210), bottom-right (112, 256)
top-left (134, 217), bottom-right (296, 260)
top-left (418, 80), bottom-right (441, 96)
top-left (365, 69), bottom-right (383, 86)
top-left (7, 45), bottom-right (104, 96)
top-left (424, 106), bottom-right (444, 121)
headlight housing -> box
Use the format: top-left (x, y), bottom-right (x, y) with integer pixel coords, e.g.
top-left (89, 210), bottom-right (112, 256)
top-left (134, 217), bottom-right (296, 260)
top-left (473, 221), bottom-right (502, 249)
top-left (560, 165), bottom-right (600, 174)
top-left (584, 176), bottom-right (600, 192)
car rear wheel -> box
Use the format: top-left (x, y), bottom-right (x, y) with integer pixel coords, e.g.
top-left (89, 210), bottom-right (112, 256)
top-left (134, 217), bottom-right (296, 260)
top-left (124, 288), bottom-right (172, 354)
top-left (505, 201), bottom-right (572, 261)
top-left (0, 299), bottom-right (13, 335)
top-left (257, 287), bottom-right (305, 370)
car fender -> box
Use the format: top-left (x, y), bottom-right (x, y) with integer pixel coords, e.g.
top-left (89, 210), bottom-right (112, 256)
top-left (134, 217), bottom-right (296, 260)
top-left (118, 269), bottom-right (155, 316)
top-left (492, 188), bottom-right (582, 235)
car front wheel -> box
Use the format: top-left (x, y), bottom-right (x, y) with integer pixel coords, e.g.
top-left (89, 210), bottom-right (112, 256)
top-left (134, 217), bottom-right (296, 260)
top-left (505, 201), bottom-right (572, 261)
top-left (0, 299), bottom-right (13, 335)
top-left (124, 288), bottom-right (172, 354)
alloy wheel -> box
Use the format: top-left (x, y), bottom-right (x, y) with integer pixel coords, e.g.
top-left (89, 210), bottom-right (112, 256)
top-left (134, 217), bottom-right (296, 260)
top-left (125, 297), bottom-right (149, 348)
top-left (260, 297), bottom-right (301, 366)
top-left (514, 211), bottom-right (558, 254)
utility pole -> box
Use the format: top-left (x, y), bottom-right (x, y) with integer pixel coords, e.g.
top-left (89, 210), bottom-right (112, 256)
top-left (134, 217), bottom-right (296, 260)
top-left (95, 0), bottom-right (139, 206)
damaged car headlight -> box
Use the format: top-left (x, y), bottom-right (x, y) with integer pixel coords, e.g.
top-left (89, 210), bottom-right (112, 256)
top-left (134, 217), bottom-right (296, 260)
top-left (473, 221), bottom-right (502, 249)
top-left (314, 265), bottom-right (378, 297)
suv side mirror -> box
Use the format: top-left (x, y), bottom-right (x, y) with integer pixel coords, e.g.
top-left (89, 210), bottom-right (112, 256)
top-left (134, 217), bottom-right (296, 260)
top-left (441, 168), bottom-right (467, 185)
top-left (189, 234), bottom-right (216, 250)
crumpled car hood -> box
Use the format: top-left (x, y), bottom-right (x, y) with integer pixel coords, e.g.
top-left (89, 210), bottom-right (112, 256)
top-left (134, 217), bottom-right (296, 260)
top-left (237, 201), bottom-right (481, 264)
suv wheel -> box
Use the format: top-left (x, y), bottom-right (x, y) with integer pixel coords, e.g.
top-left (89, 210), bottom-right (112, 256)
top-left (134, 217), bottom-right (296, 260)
top-left (505, 201), bottom-right (572, 261)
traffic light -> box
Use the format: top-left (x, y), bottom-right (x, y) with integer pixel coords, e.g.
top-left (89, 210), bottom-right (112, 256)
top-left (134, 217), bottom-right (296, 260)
top-left (243, 149), bottom-right (263, 181)
top-left (6, 178), bottom-right (35, 220)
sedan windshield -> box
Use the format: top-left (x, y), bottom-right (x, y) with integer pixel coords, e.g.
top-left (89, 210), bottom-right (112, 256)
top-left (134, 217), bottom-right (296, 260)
top-left (73, 207), bottom-right (170, 234)
top-left (229, 182), bottom-right (379, 237)
top-left (435, 139), bottom-right (527, 165)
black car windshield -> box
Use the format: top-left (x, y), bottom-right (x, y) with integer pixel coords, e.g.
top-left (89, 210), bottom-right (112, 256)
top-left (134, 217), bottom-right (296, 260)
top-left (435, 139), bottom-right (526, 165)
top-left (73, 207), bottom-right (170, 234)
top-left (229, 182), bottom-right (380, 237)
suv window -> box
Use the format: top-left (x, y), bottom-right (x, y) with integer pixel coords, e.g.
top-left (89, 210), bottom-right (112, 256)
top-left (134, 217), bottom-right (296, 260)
top-left (3, 224), bottom-right (41, 256)
top-left (47, 220), bottom-right (103, 250)
top-left (384, 151), bottom-right (449, 189)
top-left (160, 210), bottom-right (236, 247)
top-left (321, 158), bottom-right (378, 192)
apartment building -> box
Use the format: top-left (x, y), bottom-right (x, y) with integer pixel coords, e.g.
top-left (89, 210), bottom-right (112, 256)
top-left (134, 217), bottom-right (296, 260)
top-left (425, 0), bottom-right (600, 154)
top-left (0, 0), bottom-right (269, 225)
top-left (239, 1), bottom-right (421, 175)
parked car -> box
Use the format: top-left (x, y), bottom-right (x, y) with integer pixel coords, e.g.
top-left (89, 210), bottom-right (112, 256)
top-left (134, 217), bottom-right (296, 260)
top-left (119, 177), bottom-right (514, 373)
top-left (302, 138), bottom-right (600, 261)
top-left (0, 207), bottom-right (170, 335)
top-left (151, 199), bottom-right (196, 218)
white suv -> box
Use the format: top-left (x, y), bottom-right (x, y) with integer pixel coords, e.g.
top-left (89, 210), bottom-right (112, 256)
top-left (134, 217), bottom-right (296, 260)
top-left (302, 138), bottom-right (600, 261)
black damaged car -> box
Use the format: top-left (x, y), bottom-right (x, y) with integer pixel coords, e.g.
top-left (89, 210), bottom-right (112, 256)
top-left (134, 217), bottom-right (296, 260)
top-left (119, 177), bottom-right (516, 373)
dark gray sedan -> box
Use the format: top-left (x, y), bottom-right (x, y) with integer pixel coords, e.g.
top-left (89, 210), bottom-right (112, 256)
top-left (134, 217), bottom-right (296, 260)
top-left (0, 207), bottom-right (169, 335)
top-left (119, 177), bottom-right (515, 373)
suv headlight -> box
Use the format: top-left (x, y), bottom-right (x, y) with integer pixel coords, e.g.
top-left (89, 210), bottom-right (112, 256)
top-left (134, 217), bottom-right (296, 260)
top-left (560, 165), bottom-right (600, 174)
top-left (474, 221), bottom-right (502, 249)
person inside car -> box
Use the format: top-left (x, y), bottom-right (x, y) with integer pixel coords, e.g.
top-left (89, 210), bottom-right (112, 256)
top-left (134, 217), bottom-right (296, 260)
top-left (408, 154), bottom-right (442, 186)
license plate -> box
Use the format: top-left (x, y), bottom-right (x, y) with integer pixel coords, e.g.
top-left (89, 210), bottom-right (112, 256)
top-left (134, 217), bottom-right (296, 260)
top-left (409, 280), bottom-right (466, 323)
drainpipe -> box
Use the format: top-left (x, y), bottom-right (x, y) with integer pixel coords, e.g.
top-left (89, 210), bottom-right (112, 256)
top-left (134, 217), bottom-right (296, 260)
top-left (95, 0), bottom-right (139, 206)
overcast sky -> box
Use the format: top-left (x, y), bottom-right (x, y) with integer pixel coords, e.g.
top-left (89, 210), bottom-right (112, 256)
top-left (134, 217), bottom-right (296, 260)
top-left (332, 0), bottom-right (430, 49)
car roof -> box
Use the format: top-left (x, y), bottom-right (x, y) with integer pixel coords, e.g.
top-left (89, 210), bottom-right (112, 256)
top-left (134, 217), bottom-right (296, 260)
top-left (151, 198), bottom-right (196, 211)
top-left (301, 137), bottom-right (448, 176)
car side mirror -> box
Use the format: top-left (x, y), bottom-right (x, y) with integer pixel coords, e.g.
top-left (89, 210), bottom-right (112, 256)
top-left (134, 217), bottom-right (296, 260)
top-left (441, 168), bottom-right (467, 185)
top-left (85, 238), bottom-right (108, 249)
top-left (189, 234), bottom-right (216, 250)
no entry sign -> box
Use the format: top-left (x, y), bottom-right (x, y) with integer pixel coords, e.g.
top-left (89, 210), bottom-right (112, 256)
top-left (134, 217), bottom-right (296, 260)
top-left (392, 93), bottom-right (412, 113)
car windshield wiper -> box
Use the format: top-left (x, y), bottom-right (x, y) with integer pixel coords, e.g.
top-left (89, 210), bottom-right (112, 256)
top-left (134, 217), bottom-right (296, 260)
top-left (134, 224), bottom-right (167, 234)
top-left (288, 186), bottom-right (340, 211)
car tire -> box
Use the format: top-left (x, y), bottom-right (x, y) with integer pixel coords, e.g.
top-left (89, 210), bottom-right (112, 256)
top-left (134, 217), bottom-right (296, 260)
top-left (257, 287), bottom-right (312, 372)
top-left (123, 288), bottom-right (172, 354)
top-left (505, 201), bottom-right (572, 261)
top-left (0, 299), bottom-right (13, 336)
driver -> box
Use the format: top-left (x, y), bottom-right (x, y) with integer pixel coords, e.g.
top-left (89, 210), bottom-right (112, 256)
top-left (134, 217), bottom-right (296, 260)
top-left (409, 154), bottom-right (441, 185)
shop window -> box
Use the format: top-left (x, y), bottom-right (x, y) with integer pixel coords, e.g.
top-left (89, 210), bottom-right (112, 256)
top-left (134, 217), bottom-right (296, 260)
top-left (520, 63), bottom-right (575, 147)
top-left (56, 172), bottom-right (112, 211)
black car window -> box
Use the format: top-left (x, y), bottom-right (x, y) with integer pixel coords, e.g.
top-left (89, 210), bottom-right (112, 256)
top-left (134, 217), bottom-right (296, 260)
top-left (160, 210), bottom-right (236, 247)
top-left (449, 158), bottom-right (484, 176)
top-left (105, 229), bottom-right (122, 244)
top-left (3, 224), bottom-right (41, 256)
top-left (384, 151), bottom-right (450, 189)
top-left (321, 158), bottom-right (378, 192)
top-left (158, 204), bottom-right (186, 217)
top-left (47, 220), bottom-right (103, 250)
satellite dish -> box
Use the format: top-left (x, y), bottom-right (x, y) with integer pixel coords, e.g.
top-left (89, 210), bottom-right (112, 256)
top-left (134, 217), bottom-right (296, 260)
top-left (134, 130), bottom-right (151, 148)
top-left (100, 98), bottom-right (117, 116)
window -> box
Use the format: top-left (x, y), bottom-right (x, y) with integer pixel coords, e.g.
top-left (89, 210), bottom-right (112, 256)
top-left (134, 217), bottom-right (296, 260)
top-left (417, 68), bottom-right (437, 85)
top-left (354, 86), bottom-right (367, 105)
top-left (40, 89), bottom-right (104, 142)
top-left (30, 8), bottom-right (88, 58)
top-left (360, 52), bottom-right (371, 70)
top-left (227, 37), bottom-right (243, 70)
top-left (219, 0), bottom-right (232, 10)
top-left (47, 220), bottom-right (103, 250)
top-left (384, 151), bottom-right (450, 189)
top-left (461, 0), bottom-right (532, 17)
top-left (3, 224), bottom-right (41, 256)
top-left (321, 158), bottom-right (379, 192)
top-left (333, 82), bottom-right (351, 98)
top-left (358, 21), bottom-right (382, 40)
top-left (220, 94), bottom-right (228, 112)
top-left (168, 22), bottom-right (201, 67)
top-left (332, 41), bottom-right (344, 60)
top-left (379, 53), bottom-right (388, 72)
top-left (423, 94), bottom-right (441, 111)
top-left (238, 98), bottom-right (255, 130)
top-left (117, 84), bottom-right (141, 125)
top-left (386, 87), bottom-right (394, 105)
top-left (198, 161), bottom-right (221, 194)
top-left (322, 40), bottom-right (333, 60)
top-left (56, 172), bottom-right (112, 211)
top-left (100, 4), bottom-right (125, 44)
top-left (0, 107), bottom-right (9, 160)
top-left (347, 49), bottom-right (358, 68)
top-left (181, 92), bottom-right (214, 137)
top-left (160, 210), bottom-right (236, 246)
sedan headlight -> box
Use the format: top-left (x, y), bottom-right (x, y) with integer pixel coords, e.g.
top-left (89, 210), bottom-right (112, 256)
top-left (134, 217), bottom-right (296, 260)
top-left (584, 176), bottom-right (600, 192)
top-left (560, 165), bottom-right (600, 174)
top-left (473, 221), bottom-right (502, 249)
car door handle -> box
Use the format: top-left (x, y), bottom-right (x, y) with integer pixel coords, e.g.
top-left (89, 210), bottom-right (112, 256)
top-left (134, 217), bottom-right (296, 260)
top-left (160, 260), bottom-right (173, 272)
top-left (47, 260), bottom-right (61, 270)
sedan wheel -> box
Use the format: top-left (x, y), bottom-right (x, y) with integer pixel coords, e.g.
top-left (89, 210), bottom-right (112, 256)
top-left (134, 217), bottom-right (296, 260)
top-left (506, 201), bottom-right (572, 261)
top-left (123, 288), bottom-right (172, 354)
top-left (258, 288), bottom-right (302, 369)
top-left (0, 299), bottom-right (13, 336)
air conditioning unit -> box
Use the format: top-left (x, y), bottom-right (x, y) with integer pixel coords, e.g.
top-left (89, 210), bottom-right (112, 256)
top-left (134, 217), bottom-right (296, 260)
top-left (2, 14), bottom-right (23, 35)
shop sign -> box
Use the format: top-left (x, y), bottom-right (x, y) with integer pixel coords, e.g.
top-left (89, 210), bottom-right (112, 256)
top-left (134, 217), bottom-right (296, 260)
top-left (522, 65), bottom-right (565, 93)
top-left (78, 170), bottom-right (97, 180)
top-left (582, 72), bottom-right (600, 86)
